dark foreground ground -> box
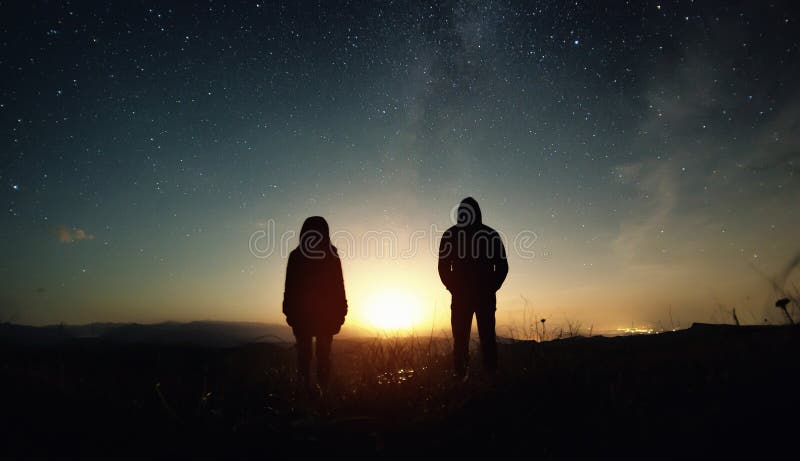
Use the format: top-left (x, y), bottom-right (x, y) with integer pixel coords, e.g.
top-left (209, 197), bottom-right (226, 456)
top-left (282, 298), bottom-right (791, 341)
top-left (2, 323), bottom-right (799, 460)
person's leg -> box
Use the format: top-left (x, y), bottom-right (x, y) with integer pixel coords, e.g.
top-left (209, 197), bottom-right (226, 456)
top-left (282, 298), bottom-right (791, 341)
top-left (475, 305), bottom-right (498, 374)
top-left (315, 334), bottom-right (333, 388)
top-left (295, 334), bottom-right (312, 382)
top-left (450, 302), bottom-right (473, 378)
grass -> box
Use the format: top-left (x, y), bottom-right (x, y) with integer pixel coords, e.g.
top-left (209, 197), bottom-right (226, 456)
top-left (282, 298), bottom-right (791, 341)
top-left (2, 321), bottom-right (800, 459)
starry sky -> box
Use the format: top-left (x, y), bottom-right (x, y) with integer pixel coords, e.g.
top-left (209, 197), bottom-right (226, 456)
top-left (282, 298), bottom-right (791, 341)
top-left (1, 0), bottom-right (799, 332)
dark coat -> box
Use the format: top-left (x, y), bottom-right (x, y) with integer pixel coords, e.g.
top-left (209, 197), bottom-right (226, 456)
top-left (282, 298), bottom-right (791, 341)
top-left (438, 197), bottom-right (508, 307)
top-left (282, 217), bottom-right (348, 336)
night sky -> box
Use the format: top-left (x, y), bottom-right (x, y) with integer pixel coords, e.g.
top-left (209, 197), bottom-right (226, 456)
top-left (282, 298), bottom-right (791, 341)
top-left (2, 1), bottom-right (799, 332)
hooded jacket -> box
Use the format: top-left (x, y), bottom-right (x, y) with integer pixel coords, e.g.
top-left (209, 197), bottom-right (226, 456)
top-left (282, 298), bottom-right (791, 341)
top-left (282, 216), bottom-right (348, 336)
top-left (438, 197), bottom-right (508, 301)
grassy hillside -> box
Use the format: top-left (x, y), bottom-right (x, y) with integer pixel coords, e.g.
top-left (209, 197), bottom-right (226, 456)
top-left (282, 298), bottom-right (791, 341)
top-left (1, 323), bottom-right (798, 459)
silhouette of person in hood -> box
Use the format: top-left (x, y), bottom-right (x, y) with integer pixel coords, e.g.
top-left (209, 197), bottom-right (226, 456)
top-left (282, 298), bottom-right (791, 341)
top-left (283, 216), bottom-right (348, 391)
top-left (438, 197), bottom-right (508, 379)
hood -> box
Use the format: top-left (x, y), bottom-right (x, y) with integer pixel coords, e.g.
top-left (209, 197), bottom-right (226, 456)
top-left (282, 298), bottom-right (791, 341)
top-left (299, 216), bottom-right (330, 247)
top-left (456, 197), bottom-right (482, 227)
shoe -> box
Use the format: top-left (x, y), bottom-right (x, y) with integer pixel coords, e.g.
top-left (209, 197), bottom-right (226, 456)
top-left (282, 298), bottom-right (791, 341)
top-left (453, 368), bottom-right (470, 384)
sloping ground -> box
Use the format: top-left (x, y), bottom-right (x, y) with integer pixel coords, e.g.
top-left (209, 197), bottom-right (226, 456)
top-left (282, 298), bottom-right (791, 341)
top-left (1, 324), bottom-right (798, 459)
top-left (438, 324), bottom-right (800, 458)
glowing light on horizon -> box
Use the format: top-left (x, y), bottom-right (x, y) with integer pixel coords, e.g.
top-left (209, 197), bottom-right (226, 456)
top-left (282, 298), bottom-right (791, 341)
top-left (616, 327), bottom-right (657, 335)
top-left (363, 289), bottom-right (426, 332)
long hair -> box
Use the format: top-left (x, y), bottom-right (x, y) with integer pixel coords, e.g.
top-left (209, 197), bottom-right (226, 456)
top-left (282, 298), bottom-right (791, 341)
top-left (298, 216), bottom-right (332, 258)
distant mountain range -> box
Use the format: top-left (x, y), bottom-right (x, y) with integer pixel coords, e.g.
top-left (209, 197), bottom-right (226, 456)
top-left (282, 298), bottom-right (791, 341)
top-left (0, 321), bottom-right (298, 347)
top-left (1, 320), bottom-right (674, 347)
top-left (0, 320), bottom-right (383, 347)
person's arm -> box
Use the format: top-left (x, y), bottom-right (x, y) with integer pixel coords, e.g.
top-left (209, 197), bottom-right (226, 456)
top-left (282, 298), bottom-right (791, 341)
top-left (282, 252), bottom-right (297, 326)
top-left (438, 230), bottom-right (455, 291)
top-left (332, 252), bottom-right (348, 322)
top-left (492, 233), bottom-right (509, 291)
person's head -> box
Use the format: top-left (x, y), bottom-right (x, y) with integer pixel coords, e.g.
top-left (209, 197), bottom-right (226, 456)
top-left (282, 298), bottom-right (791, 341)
top-left (456, 197), bottom-right (482, 227)
top-left (299, 216), bottom-right (331, 254)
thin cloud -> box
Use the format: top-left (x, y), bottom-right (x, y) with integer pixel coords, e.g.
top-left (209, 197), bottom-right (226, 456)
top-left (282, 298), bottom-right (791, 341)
top-left (55, 225), bottom-right (94, 244)
top-left (612, 162), bottom-right (678, 261)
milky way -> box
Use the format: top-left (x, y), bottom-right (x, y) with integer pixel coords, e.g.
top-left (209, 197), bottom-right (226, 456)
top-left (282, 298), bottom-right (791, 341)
top-left (2, 1), bottom-right (799, 330)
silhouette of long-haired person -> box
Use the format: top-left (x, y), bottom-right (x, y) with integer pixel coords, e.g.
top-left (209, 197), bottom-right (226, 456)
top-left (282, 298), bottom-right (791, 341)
top-left (282, 216), bottom-right (348, 391)
top-left (438, 197), bottom-right (508, 379)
